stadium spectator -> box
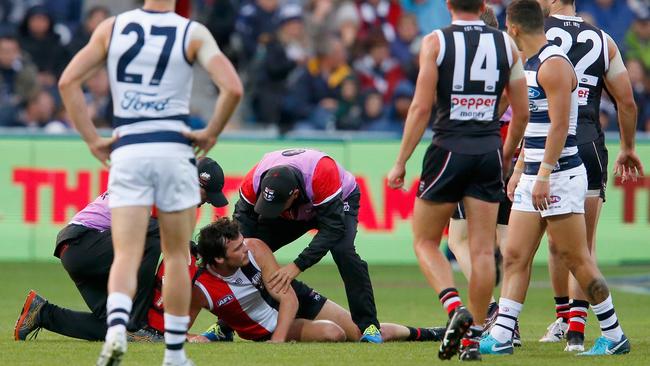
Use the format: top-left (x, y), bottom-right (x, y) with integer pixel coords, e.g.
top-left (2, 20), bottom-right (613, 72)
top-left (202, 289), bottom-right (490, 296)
top-left (18, 5), bottom-right (69, 87)
top-left (334, 76), bottom-right (363, 130)
top-left (365, 79), bottom-right (413, 133)
top-left (624, 14), bottom-right (650, 69)
top-left (67, 6), bottom-right (110, 56)
top-left (399, 0), bottom-right (451, 34)
top-left (355, 0), bottom-right (402, 42)
top-left (354, 30), bottom-right (405, 101)
top-left (627, 58), bottom-right (650, 131)
top-left (334, 1), bottom-right (361, 51)
top-left (389, 13), bottom-right (420, 82)
top-left (203, 0), bottom-right (238, 63)
top-left (43, 0), bottom-right (83, 29)
top-left (250, 3), bottom-right (310, 127)
top-left (0, 33), bottom-right (38, 127)
top-left (359, 88), bottom-right (387, 128)
top-left (15, 89), bottom-right (59, 130)
top-left (577, 0), bottom-right (636, 45)
top-left (283, 36), bottom-right (352, 131)
top-left (304, 0), bottom-right (338, 46)
top-left (83, 68), bottom-right (112, 129)
top-left (234, 0), bottom-right (281, 63)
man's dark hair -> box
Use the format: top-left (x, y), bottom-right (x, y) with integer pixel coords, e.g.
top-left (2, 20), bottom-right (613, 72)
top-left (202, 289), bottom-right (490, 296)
top-left (480, 6), bottom-right (498, 28)
top-left (197, 217), bottom-right (241, 266)
top-left (559, 0), bottom-right (575, 5)
top-left (449, 0), bottom-right (484, 13)
top-left (507, 0), bottom-right (544, 34)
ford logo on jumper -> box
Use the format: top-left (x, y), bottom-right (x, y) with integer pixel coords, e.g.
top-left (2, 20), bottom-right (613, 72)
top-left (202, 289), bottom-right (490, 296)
top-left (121, 90), bottom-right (170, 111)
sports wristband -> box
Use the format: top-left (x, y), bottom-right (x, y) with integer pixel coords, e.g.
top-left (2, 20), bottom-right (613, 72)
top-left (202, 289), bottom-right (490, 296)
top-left (513, 167), bottom-right (523, 173)
top-left (541, 162), bottom-right (555, 171)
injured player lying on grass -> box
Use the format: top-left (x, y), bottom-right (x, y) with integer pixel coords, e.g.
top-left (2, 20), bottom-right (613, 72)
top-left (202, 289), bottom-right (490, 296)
top-left (183, 217), bottom-right (444, 343)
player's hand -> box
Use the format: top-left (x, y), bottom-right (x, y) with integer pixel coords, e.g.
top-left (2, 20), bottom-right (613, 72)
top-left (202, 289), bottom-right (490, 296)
top-left (88, 136), bottom-right (117, 168)
top-left (183, 129), bottom-right (217, 158)
top-left (532, 180), bottom-right (550, 211)
top-left (614, 149), bottom-right (644, 182)
top-left (268, 263), bottom-right (301, 294)
top-left (507, 171), bottom-right (521, 201)
top-left (387, 163), bottom-right (406, 189)
top-left (187, 335), bottom-right (211, 343)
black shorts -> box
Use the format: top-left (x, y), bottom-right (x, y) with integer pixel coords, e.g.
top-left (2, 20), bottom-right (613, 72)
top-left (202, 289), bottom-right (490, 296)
top-left (451, 198), bottom-right (512, 225)
top-left (418, 144), bottom-right (505, 203)
top-left (293, 280), bottom-right (327, 320)
top-left (578, 135), bottom-right (608, 200)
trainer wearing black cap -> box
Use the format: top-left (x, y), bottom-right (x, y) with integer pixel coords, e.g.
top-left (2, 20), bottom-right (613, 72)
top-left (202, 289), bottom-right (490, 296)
top-left (234, 148), bottom-right (382, 343)
top-left (14, 158), bottom-right (228, 342)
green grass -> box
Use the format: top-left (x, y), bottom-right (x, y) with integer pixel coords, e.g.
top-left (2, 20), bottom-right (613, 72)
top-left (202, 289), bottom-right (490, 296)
top-left (1, 262), bottom-right (649, 365)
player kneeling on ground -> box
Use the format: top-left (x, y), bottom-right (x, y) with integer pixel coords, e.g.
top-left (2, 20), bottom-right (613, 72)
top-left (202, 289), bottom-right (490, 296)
top-left (186, 218), bottom-right (443, 343)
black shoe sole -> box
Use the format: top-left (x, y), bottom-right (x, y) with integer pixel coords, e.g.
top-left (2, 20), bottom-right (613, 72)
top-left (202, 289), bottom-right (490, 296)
top-left (439, 310), bottom-right (473, 360)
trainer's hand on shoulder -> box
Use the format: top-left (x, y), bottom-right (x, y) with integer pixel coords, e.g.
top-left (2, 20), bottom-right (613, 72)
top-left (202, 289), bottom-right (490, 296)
top-left (614, 149), bottom-right (644, 182)
top-left (88, 136), bottom-right (117, 168)
top-left (183, 129), bottom-right (217, 158)
top-left (387, 163), bottom-right (406, 190)
top-left (268, 263), bottom-right (301, 294)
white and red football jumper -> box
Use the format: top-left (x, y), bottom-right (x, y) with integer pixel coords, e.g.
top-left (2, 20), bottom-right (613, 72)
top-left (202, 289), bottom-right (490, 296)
top-left (194, 251), bottom-right (280, 341)
top-left (147, 255), bottom-right (199, 333)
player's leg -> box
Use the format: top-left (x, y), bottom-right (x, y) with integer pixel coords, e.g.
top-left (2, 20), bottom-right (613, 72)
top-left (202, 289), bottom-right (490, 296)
top-left (539, 233), bottom-right (571, 343)
top-left (565, 138), bottom-right (608, 350)
top-left (286, 319), bottom-right (346, 342)
top-left (448, 217), bottom-right (471, 280)
top-left (564, 196), bottom-right (603, 351)
top-left (463, 197), bottom-right (498, 328)
top-left (482, 210), bottom-right (545, 354)
top-left (328, 191), bottom-right (380, 342)
top-left (157, 207), bottom-right (196, 363)
top-left (545, 212), bottom-right (629, 355)
top-left (130, 226), bottom-right (162, 331)
top-left (98, 205), bottom-right (150, 365)
top-left (314, 299), bottom-right (443, 342)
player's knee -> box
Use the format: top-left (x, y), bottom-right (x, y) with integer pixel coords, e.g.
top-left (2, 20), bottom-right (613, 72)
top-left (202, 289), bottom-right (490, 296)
top-left (501, 248), bottom-right (527, 272)
top-left (413, 238), bottom-right (440, 254)
top-left (320, 322), bottom-right (346, 342)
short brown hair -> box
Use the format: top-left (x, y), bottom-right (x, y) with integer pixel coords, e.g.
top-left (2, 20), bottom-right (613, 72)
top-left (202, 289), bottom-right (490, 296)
top-left (449, 0), bottom-right (484, 13)
top-left (507, 0), bottom-right (544, 34)
top-left (480, 6), bottom-right (498, 28)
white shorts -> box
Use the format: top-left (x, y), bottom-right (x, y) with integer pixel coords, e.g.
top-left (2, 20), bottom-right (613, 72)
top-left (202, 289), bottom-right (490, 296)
top-left (108, 155), bottom-right (200, 212)
top-left (512, 168), bottom-right (587, 218)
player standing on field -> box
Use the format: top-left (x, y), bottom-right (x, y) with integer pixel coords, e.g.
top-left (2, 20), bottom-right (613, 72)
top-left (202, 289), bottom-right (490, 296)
top-left (58, 0), bottom-right (243, 364)
top-left (387, 0), bottom-right (529, 361)
top-left (480, 0), bottom-right (629, 357)
top-left (535, 0), bottom-right (644, 351)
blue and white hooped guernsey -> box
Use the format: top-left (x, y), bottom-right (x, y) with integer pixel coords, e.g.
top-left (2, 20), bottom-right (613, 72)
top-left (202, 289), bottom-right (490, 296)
top-left (523, 43), bottom-right (582, 176)
top-left (106, 8), bottom-right (196, 160)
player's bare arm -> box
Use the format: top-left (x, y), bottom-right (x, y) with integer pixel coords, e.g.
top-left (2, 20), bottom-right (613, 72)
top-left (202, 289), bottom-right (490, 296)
top-left (58, 18), bottom-right (117, 167)
top-left (183, 23), bottom-right (243, 157)
top-left (387, 33), bottom-right (438, 189)
top-left (603, 34), bottom-right (644, 181)
top-left (503, 39), bottom-right (529, 167)
top-left (249, 239), bottom-right (299, 343)
top-left (534, 57), bottom-right (576, 210)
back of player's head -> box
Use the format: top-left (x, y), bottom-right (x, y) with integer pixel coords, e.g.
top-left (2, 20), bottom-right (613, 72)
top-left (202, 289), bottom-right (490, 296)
top-left (559, 0), bottom-right (574, 5)
top-left (507, 0), bottom-right (544, 34)
top-left (448, 0), bottom-right (484, 13)
top-left (480, 6), bottom-right (498, 28)
top-left (197, 217), bottom-right (241, 266)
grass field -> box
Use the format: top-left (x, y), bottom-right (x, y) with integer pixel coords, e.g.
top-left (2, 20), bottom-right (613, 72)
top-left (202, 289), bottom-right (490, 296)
top-left (1, 262), bottom-right (649, 365)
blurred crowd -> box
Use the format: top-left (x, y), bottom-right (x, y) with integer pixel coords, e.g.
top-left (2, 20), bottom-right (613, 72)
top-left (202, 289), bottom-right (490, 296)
top-left (0, 0), bottom-right (648, 134)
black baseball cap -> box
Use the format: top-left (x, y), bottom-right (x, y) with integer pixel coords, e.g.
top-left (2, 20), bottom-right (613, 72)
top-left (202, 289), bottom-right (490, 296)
top-left (254, 166), bottom-right (299, 218)
top-left (198, 157), bottom-right (228, 207)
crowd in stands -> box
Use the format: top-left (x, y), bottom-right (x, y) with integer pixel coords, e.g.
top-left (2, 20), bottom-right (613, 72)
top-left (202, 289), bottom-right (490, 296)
top-left (0, 0), bottom-right (648, 134)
